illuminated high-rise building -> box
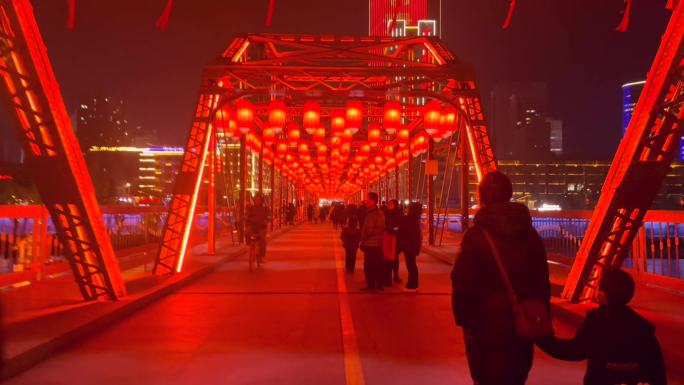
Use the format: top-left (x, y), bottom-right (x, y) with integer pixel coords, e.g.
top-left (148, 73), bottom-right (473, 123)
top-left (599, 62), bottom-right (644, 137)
top-left (369, 0), bottom-right (439, 37)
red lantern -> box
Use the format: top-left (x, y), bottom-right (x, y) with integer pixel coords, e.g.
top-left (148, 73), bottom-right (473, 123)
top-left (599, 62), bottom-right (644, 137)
top-left (397, 125), bottom-right (409, 147)
top-left (368, 123), bottom-right (381, 147)
top-left (331, 109), bottom-right (346, 137)
top-left (314, 127), bottom-right (326, 144)
top-left (384, 101), bottom-right (401, 135)
top-left (423, 100), bottom-right (442, 139)
top-left (263, 127), bottom-right (276, 145)
top-left (268, 101), bottom-right (287, 133)
top-left (276, 141), bottom-right (288, 157)
top-left (287, 122), bottom-right (301, 147)
top-left (346, 101), bottom-right (363, 134)
top-left (236, 99), bottom-right (254, 134)
top-left (303, 101), bottom-right (320, 135)
top-left (215, 105), bottom-right (238, 138)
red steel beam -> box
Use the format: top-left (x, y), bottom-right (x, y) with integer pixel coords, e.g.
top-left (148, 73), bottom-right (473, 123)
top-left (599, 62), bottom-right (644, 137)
top-left (0, 0), bottom-right (125, 300)
top-left (563, 2), bottom-right (684, 303)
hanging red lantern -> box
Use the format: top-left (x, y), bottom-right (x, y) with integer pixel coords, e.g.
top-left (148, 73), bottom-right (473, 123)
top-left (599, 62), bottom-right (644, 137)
top-left (397, 125), bottom-right (410, 147)
top-left (368, 123), bottom-right (381, 147)
top-left (215, 105), bottom-right (237, 138)
top-left (314, 127), bottom-right (326, 144)
top-left (331, 109), bottom-right (346, 137)
top-left (383, 144), bottom-right (394, 158)
top-left (276, 141), bottom-right (288, 157)
top-left (384, 101), bottom-right (401, 135)
top-left (287, 122), bottom-right (301, 147)
top-left (236, 99), bottom-right (254, 134)
top-left (303, 101), bottom-right (320, 135)
top-left (423, 100), bottom-right (442, 139)
top-left (346, 101), bottom-right (363, 134)
top-left (263, 127), bottom-right (276, 145)
top-left (268, 100), bottom-right (287, 133)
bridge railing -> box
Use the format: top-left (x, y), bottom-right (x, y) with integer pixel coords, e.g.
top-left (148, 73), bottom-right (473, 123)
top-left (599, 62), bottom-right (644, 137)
top-left (434, 210), bottom-right (684, 282)
top-left (0, 205), bottom-right (237, 287)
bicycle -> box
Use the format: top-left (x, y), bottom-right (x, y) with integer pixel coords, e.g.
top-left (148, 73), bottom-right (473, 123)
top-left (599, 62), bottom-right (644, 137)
top-left (248, 233), bottom-right (260, 272)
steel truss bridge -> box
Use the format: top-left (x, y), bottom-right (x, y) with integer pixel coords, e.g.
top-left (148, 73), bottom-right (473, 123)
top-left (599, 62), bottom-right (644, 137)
top-left (0, 0), bottom-right (682, 306)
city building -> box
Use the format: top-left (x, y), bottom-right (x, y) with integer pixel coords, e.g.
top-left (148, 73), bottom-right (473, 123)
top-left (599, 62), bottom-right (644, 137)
top-left (490, 83), bottom-right (561, 161)
top-left (465, 160), bottom-right (683, 210)
top-left (87, 146), bottom-right (183, 204)
top-left (369, 0), bottom-right (440, 37)
top-left (622, 80), bottom-right (683, 162)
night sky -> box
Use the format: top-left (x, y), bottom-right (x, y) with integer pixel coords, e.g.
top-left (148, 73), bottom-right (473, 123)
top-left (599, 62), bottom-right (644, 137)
top-left (30, 0), bottom-right (672, 159)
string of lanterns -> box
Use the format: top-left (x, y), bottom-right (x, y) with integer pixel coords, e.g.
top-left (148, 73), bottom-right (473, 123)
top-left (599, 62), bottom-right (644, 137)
top-left (215, 99), bottom-right (458, 197)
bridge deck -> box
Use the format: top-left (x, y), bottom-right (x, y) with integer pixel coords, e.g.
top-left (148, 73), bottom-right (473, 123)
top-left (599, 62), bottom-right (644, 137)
top-left (2, 224), bottom-right (609, 385)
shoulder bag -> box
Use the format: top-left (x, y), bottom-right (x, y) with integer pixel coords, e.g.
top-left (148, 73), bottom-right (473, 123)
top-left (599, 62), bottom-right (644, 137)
top-left (481, 228), bottom-right (553, 340)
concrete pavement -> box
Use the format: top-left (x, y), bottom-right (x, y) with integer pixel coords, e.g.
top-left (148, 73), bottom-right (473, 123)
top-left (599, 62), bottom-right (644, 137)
top-left (5, 224), bottom-right (677, 385)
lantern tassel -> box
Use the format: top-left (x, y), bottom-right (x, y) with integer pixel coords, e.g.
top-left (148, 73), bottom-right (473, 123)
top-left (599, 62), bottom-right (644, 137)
top-left (616, 0), bottom-right (632, 32)
top-left (155, 0), bottom-right (174, 31)
top-left (265, 0), bottom-right (276, 27)
top-left (502, 0), bottom-right (516, 29)
top-left (67, 0), bottom-right (76, 30)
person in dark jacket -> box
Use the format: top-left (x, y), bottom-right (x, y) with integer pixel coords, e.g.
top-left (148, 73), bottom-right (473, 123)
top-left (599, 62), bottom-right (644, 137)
top-left (451, 171), bottom-right (550, 385)
top-left (383, 199), bottom-right (402, 285)
top-left (537, 269), bottom-right (666, 385)
top-left (246, 195), bottom-right (270, 263)
top-left (397, 201), bottom-right (422, 291)
top-left (360, 192), bottom-right (385, 291)
top-left (341, 217), bottom-right (362, 273)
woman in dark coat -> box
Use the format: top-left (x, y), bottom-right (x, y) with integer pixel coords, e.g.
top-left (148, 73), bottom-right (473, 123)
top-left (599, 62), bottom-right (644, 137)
top-left (451, 171), bottom-right (550, 385)
top-left (397, 201), bottom-right (422, 291)
top-left (383, 199), bottom-right (402, 285)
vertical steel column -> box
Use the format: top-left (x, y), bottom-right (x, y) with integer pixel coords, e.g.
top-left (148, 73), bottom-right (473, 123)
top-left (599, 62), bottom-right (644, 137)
top-left (239, 135), bottom-right (247, 243)
top-left (258, 146), bottom-right (264, 194)
top-left (460, 115), bottom-right (470, 232)
top-left (427, 138), bottom-right (435, 245)
top-left (395, 166), bottom-right (400, 201)
top-left (207, 129), bottom-right (216, 255)
top-left (278, 171), bottom-right (283, 228)
top-left (407, 139), bottom-right (413, 200)
top-left (270, 159), bottom-right (275, 231)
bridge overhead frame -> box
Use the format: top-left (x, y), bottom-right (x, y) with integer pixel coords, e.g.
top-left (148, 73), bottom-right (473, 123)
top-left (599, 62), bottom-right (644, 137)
top-left (154, 33), bottom-right (498, 274)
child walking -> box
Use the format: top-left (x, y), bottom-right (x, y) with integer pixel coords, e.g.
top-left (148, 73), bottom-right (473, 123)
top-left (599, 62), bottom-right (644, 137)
top-left (537, 269), bottom-right (666, 385)
top-left (340, 217), bottom-right (361, 273)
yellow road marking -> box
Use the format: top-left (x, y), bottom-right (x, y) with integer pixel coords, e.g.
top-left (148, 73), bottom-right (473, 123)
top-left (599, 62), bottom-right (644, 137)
top-left (333, 240), bottom-right (366, 385)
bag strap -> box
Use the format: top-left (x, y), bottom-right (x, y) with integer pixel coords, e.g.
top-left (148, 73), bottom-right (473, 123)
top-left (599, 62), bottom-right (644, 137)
top-left (480, 228), bottom-right (521, 309)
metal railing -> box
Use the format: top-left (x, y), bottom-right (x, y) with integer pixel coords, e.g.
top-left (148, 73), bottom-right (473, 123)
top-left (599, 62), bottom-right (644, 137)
top-left (432, 210), bottom-right (684, 281)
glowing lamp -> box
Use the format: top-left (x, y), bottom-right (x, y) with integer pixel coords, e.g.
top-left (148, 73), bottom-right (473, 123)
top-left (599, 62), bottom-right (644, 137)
top-left (368, 123), bottom-right (381, 147)
top-left (383, 144), bottom-right (394, 158)
top-left (331, 109), bottom-right (346, 137)
top-left (287, 122), bottom-right (301, 147)
top-left (360, 144), bottom-right (371, 155)
top-left (374, 155), bottom-right (384, 165)
top-left (346, 101), bottom-right (363, 134)
top-left (263, 127), bottom-right (276, 144)
top-left (236, 99), bottom-right (254, 134)
top-left (276, 141), bottom-right (288, 157)
top-left (303, 101), bottom-right (320, 134)
top-left (298, 143), bottom-right (309, 157)
top-left (268, 101), bottom-right (287, 133)
top-left (314, 127), bottom-right (326, 143)
top-left (384, 102), bottom-right (401, 134)
top-left (423, 100), bottom-right (442, 139)
top-left (443, 106), bottom-right (457, 132)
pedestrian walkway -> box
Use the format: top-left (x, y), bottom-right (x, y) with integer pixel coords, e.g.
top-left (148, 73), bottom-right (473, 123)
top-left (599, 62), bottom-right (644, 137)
top-left (3, 223), bottom-right (616, 385)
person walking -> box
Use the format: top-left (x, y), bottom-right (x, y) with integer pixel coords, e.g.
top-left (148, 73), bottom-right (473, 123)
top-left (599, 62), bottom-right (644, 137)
top-left (313, 203), bottom-right (320, 224)
top-left (383, 199), bottom-right (402, 285)
top-left (451, 171), bottom-right (551, 385)
top-left (360, 192), bottom-right (385, 291)
top-left (307, 204), bottom-right (314, 222)
top-left (397, 201), bottom-right (422, 291)
top-left (340, 217), bottom-right (362, 273)
top-left (537, 269), bottom-right (666, 385)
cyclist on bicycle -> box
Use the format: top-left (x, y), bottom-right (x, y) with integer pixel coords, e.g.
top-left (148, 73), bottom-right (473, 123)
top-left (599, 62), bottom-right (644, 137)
top-left (246, 194), bottom-right (270, 264)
